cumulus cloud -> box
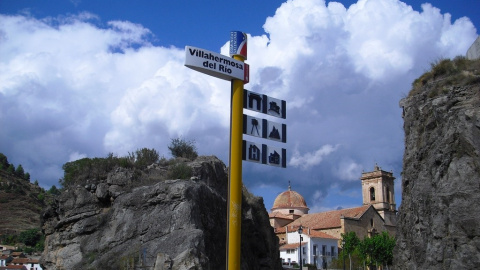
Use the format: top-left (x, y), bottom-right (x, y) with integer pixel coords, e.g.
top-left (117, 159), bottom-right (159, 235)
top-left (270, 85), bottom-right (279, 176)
top-left (0, 0), bottom-right (477, 211)
top-left (289, 144), bottom-right (339, 169)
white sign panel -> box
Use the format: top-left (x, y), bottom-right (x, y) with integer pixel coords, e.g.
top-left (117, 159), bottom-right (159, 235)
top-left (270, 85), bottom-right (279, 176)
top-left (243, 89), bottom-right (286, 119)
top-left (265, 145), bottom-right (286, 168)
top-left (242, 140), bottom-right (286, 168)
top-left (243, 115), bottom-right (286, 143)
top-left (185, 46), bottom-right (245, 81)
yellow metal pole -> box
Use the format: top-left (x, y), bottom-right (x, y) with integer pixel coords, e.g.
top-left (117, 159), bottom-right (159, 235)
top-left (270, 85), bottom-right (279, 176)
top-left (227, 54), bottom-right (245, 270)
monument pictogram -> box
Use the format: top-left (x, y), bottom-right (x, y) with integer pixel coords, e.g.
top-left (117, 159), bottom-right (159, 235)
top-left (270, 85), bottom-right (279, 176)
top-left (243, 89), bottom-right (286, 119)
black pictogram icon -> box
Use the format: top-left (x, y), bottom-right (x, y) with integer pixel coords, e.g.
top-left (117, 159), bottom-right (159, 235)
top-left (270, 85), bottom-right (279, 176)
top-left (269, 150), bottom-right (281, 165)
top-left (248, 92), bottom-right (263, 111)
top-left (248, 144), bottom-right (261, 161)
top-left (268, 101), bottom-right (280, 115)
top-left (251, 118), bottom-right (260, 136)
top-left (269, 126), bottom-right (281, 140)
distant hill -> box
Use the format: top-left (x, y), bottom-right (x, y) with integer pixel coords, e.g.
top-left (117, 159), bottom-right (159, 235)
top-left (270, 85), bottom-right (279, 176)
top-left (0, 156), bottom-right (54, 235)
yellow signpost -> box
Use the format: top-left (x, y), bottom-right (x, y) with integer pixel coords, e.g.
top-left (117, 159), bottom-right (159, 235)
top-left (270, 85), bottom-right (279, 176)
top-left (185, 31), bottom-right (251, 269)
top-left (226, 31), bottom-right (247, 270)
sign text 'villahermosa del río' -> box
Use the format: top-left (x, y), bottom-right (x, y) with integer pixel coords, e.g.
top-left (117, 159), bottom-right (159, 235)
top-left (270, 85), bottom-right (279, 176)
top-left (185, 46), bottom-right (249, 83)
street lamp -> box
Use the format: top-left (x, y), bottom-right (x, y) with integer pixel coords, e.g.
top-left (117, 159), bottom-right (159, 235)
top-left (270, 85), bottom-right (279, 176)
top-left (298, 226), bottom-right (303, 270)
top-left (342, 238), bottom-right (346, 270)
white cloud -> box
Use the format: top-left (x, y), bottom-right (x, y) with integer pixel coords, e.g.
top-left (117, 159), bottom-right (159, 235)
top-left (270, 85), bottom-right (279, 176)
top-left (334, 159), bottom-right (363, 181)
top-left (68, 152), bottom-right (87, 162)
top-left (0, 0), bottom-right (477, 212)
top-left (289, 144), bottom-right (339, 169)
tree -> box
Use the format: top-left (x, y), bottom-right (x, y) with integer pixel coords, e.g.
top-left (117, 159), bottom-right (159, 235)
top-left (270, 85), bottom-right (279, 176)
top-left (374, 232), bottom-right (396, 269)
top-left (357, 232), bottom-right (396, 270)
top-left (19, 228), bottom-right (41, 247)
top-left (25, 172), bottom-right (31, 181)
top-left (15, 164), bottom-right (25, 179)
top-left (341, 231), bottom-right (360, 270)
top-left (48, 185), bottom-right (61, 195)
top-left (0, 153), bottom-right (9, 170)
top-left (7, 164), bottom-right (15, 174)
top-left (168, 138), bottom-right (198, 160)
top-left (132, 148), bottom-right (160, 169)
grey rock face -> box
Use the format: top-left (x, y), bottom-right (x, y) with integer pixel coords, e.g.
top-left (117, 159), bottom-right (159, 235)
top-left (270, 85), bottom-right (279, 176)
top-left (41, 156), bottom-right (281, 270)
top-left (395, 81), bottom-right (480, 269)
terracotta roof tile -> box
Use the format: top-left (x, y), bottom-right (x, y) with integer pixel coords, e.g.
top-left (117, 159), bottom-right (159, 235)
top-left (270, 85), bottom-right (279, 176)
top-left (269, 212), bottom-right (294, 220)
top-left (279, 242), bottom-right (307, 250)
top-left (0, 266), bottom-right (28, 270)
top-left (11, 258), bottom-right (38, 264)
top-left (287, 205), bottom-right (371, 230)
top-left (307, 230), bottom-right (338, 240)
top-left (272, 190), bottom-right (309, 210)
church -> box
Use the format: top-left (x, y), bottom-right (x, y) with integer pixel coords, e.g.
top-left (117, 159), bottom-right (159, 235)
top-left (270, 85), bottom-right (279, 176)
top-left (269, 164), bottom-right (397, 268)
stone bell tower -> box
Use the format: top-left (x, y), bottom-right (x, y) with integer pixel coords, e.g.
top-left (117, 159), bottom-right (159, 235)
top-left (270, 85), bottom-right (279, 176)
top-left (361, 164), bottom-right (397, 226)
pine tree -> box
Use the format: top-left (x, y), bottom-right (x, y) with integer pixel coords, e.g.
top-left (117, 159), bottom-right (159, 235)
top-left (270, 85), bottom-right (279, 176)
top-left (15, 164), bottom-right (25, 179)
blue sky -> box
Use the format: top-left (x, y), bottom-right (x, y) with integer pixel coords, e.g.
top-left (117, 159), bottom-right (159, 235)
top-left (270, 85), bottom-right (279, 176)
top-left (1, 0), bottom-right (478, 213)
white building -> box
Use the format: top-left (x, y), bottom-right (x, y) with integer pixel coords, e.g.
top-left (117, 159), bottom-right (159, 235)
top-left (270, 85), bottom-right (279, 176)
top-left (10, 258), bottom-right (43, 270)
top-left (279, 226), bottom-right (338, 269)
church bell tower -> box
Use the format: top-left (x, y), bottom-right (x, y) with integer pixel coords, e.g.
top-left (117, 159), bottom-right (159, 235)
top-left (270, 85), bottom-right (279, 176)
top-left (361, 164), bottom-right (397, 226)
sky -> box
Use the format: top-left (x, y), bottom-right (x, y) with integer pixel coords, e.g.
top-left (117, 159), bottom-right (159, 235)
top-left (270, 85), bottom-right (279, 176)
top-left (1, 0), bottom-right (478, 213)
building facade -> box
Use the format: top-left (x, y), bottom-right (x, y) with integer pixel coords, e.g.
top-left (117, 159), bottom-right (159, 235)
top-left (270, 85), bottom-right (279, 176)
top-left (269, 165), bottom-right (397, 268)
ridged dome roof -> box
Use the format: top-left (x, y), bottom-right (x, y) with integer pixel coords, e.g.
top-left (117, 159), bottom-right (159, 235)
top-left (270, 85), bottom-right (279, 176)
top-left (272, 189), bottom-right (308, 210)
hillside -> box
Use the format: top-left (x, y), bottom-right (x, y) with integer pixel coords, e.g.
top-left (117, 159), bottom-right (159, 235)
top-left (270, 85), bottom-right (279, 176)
top-left (395, 57), bottom-right (480, 269)
top-left (0, 168), bottom-right (50, 234)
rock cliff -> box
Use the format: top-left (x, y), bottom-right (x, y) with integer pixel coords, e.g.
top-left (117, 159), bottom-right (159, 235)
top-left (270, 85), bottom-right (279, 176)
top-left (41, 156), bottom-right (281, 270)
top-left (395, 58), bottom-right (480, 269)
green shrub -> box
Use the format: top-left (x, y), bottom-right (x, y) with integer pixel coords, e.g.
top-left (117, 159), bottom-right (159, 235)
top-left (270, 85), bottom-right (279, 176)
top-left (168, 138), bottom-right (198, 160)
top-left (130, 148), bottom-right (159, 169)
top-left (168, 163), bottom-right (192, 179)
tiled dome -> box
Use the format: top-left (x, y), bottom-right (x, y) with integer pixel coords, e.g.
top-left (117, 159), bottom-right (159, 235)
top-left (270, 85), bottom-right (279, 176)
top-left (272, 189), bottom-right (308, 210)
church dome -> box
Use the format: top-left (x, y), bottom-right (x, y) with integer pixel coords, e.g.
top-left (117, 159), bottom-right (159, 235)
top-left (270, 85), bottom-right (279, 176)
top-left (271, 184), bottom-right (308, 212)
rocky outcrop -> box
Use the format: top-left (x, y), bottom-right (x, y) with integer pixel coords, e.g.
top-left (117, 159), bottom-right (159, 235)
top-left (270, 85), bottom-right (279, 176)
top-left (41, 156), bottom-right (281, 270)
top-left (395, 66), bottom-right (480, 269)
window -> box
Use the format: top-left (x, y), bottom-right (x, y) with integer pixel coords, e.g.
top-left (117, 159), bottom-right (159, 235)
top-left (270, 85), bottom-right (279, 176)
top-left (386, 187), bottom-right (391, 203)
top-left (370, 187), bottom-right (375, 201)
top-left (289, 209), bottom-right (294, 214)
top-left (370, 218), bottom-right (374, 227)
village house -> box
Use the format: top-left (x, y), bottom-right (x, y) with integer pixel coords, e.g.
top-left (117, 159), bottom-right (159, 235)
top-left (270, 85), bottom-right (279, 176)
top-left (269, 165), bottom-right (397, 269)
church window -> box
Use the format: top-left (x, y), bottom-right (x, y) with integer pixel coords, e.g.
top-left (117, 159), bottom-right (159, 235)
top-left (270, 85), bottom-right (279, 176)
top-left (370, 218), bottom-right (374, 227)
top-left (386, 187), bottom-right (391, 203)
top-left (370, 187), bottom-right (375, 201)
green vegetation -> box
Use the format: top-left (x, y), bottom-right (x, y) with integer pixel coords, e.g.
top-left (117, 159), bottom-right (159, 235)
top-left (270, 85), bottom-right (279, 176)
top-left (0, 153), bottom-right (33, 181)
top-left (0, 228), bottom-right (45, 254)
top-left (168, 162), bottom-right (192, 180)
top-left (60, 148), bottom-right (160, 187)
top-left (168, 137), bottom-right (198, 160)
top-left (411, 56), bottom-right (480, 97)
top-left (60, 139), bottom-right (199, 187)
top-left (331, 231), bottom-right (396, 270)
